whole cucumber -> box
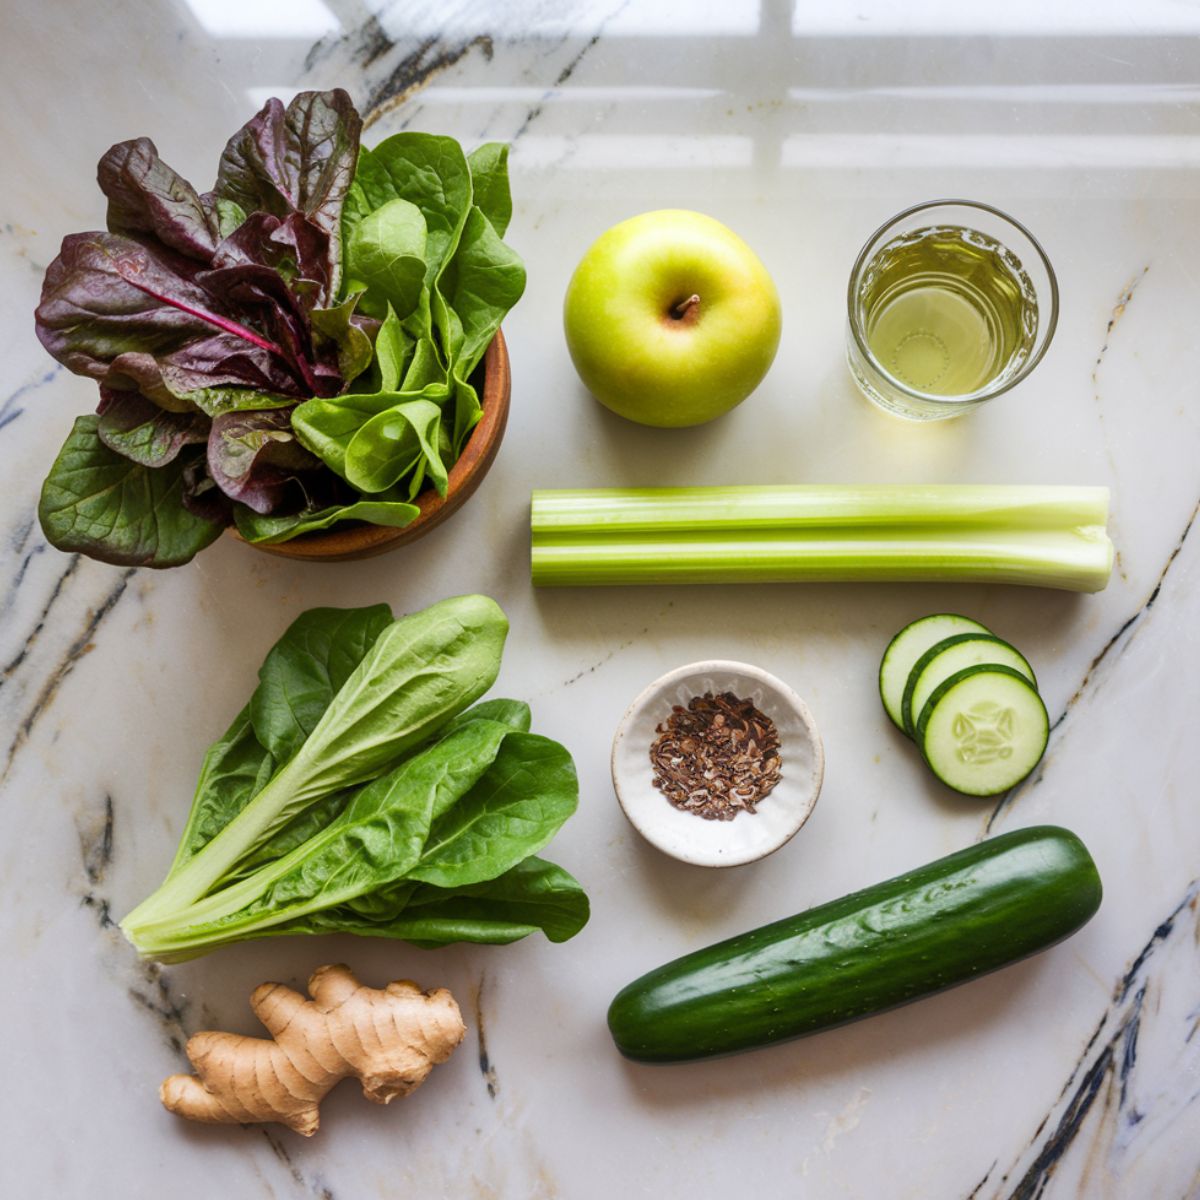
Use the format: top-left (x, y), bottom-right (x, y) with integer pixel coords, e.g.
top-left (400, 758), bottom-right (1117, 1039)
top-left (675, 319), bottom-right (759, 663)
top-left (608, 825), bottom-right (1101, 1062)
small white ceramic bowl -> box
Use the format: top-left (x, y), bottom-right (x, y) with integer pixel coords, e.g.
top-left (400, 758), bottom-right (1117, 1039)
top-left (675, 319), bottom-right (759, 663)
top-left (611, 660), bottom-right (824, 868)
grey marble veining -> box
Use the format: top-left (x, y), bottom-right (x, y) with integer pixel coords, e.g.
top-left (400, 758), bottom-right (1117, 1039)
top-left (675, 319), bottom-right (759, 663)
top-left (1, 2), bottom-right (1199, 1197)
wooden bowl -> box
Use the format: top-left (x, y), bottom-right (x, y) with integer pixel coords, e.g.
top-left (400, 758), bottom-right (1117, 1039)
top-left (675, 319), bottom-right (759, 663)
top-left (235, 329), bottom-right (511, 562)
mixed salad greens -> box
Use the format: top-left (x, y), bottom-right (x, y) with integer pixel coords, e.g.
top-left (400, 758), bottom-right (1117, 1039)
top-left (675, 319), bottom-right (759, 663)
top-left (121, 595), bottom-right (587, 961)
top-left (34, 90), bottom-right (524, 565)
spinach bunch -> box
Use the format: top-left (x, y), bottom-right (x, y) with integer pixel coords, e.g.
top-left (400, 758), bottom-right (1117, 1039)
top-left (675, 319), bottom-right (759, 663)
top-left (267, 136), bottom-right (525, 546)
top-left (120, 595), bottom-right (588, 962)
top-left (33, 92), bottom-right (525, 565)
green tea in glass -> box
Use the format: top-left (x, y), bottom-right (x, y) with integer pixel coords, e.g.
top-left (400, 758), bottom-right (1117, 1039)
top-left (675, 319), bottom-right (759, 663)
top-left (846, 200), bottom-right (1058, 420)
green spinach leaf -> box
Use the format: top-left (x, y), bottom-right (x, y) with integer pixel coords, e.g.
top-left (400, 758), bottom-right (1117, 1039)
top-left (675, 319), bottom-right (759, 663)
top-left (291, 391), bottom-right (399, 477)
top-left (244, 595), bottom-right (509, 843)
top-left (167, 603), bottom-right (392, 877)
top-left (370, 306), bottom-right (412, 392)
top-left (233, 498), bottom-right (420, 544)
top-left (39, 416), bottom-right (224, 567)
top-left (450, 378), bottom-right (483, 455)
top-left (122, 595), bottom-right (508, 938)
top-left (343, 398), bottom-right (447, 497)
top-left (345, 197), bottom-right (427, 319)
top-left (310, 296), bottom-right (374, 385)
top-left (466, 143), bottom-right (513, 238)
top-left (345, 134), bottom-right (476, 406)
top-left (167, 705), bottom-right (277, 875)
top-left (292, 382), bottom-right (448, 481)
top-left (250, 604), bottom-right (393, 762)
top-left (143, 715), bottom-right (519, 946)
top-left (408, 732), bottom-right (578, 888)
top-left (224, 788), bottom-right (353, 881)
top-left (430, 204), bottom-right (525, 450)
top-left (283, 856), bottom-right (589, 947)
top-left (443, 698), bottom-right (531, 735)
top-left (291, 349), bottom-right (451, 498)
top-left (378, 857), bottom-right (590, 947)
top-left (441, 205), bottom-right (527, 379)
top-left (345, 134), bottom-right (473, 283)
top-left (401, 336), bottom-right (448, 391)
top-left (272, 716), bottom-right (517, 901)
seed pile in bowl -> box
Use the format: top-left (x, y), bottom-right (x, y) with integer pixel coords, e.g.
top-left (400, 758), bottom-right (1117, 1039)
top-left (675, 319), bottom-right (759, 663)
top-left (650, 691), bottom-right (782, 821)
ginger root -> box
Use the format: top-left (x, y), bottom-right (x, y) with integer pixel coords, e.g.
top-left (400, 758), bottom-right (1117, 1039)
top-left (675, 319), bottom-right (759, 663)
top-left (160, 964), bottom-right (465, 1136)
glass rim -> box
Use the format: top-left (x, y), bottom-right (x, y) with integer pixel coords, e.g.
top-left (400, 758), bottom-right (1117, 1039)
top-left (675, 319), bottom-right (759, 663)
top-left (846, 198), bottom-right (1060, 406)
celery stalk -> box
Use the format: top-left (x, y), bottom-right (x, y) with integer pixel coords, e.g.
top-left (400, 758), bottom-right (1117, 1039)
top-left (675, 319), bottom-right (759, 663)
top-left (530, 486), bottom-right (1113, 592)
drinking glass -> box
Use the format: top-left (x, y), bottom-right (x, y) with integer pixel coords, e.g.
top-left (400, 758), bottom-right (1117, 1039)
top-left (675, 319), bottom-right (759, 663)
top-left (846, 200), bottom-right (1058, 420)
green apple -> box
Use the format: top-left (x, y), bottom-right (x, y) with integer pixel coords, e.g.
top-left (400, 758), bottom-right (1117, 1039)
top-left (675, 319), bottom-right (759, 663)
top-left (562, 209), bottom-right (782, 428)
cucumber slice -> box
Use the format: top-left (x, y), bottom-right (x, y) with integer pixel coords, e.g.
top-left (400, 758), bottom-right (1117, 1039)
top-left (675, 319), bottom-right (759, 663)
top-left (917, 665), bottom-right (1048, 796)
top-left (902, 634), bottom-right (1037, 737)
top-left (879, 613), bottom-right (990, 734)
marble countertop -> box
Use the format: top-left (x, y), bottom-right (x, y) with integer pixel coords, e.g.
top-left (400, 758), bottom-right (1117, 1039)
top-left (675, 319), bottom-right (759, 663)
top-left (2, 3), bottom-right (1198, 1197)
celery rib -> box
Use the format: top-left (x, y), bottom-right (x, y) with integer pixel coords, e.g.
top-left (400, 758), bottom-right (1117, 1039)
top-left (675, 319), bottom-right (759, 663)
top-left (530, 486), bottom-right (1113, 593)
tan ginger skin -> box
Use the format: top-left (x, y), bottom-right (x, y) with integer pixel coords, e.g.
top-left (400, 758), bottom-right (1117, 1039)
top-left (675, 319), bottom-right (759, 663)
top-left (161, 964), bottom-right (466, 1136)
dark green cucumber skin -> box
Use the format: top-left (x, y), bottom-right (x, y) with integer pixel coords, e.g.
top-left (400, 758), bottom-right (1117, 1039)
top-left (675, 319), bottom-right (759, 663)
top-left (607, 825), bottom-right (1101, 1063)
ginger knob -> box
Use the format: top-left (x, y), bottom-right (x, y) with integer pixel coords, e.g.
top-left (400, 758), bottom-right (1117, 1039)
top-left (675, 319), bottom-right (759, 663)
top-left (160, 964), bottom-right (465, 1136)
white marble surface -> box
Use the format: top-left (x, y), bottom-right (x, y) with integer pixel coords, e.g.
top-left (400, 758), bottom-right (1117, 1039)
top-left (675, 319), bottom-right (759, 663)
top-left (2, 3), bottom-right (1199, 1197)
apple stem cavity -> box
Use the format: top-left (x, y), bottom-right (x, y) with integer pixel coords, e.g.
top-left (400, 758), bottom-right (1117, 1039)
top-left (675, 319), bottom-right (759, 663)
top-left (668, 294), bottom-right (702, 324)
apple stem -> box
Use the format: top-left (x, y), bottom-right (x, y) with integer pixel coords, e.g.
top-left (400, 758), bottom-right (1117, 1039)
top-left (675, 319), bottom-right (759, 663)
top-left (670, 294), bottom-right (701, 321)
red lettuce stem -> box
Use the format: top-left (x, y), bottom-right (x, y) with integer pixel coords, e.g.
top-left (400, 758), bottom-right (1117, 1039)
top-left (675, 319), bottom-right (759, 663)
top-left (121, 272), bottom-right (286, 358)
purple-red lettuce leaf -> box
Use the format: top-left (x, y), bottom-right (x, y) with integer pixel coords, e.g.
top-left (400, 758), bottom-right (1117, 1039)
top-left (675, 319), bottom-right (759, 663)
top-left (37, 92), bottom-right (366, 411)
top-left (39, 416), bottom-right (224, 567)
top-left (96, 387), bottom-right (209, 467)
top-left (180, 456), bottom-right (234, 525)
top-left (211, 210), bottom-right (332, 298)
top-left (98, 138), bottom-right (220, 262)
top-left (208, 407), bottom-right (321, 513)
top-left (196, 260), bottom-right (340, 398)
top-left (214, 89), bottom-right (360, 293)
top-left (202, 212), bottom-right (365, 397)
top-left (34, 232), bottom-right (313, 406)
